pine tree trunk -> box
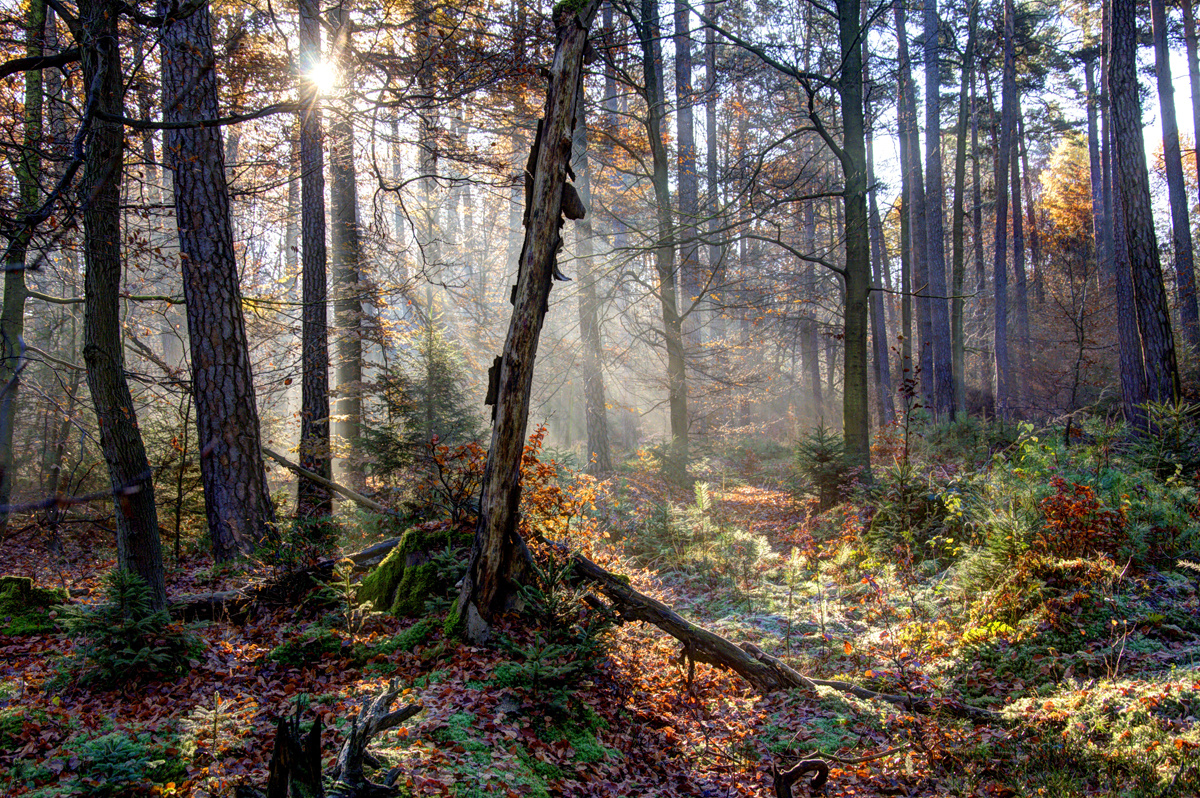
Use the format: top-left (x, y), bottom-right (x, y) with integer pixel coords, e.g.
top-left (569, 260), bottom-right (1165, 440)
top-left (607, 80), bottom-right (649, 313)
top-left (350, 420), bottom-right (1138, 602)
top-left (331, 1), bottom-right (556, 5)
top-left (1017, 111), bottom-right (1043, 305)
top-left (1182, 0), bottom-right (1200, 231)
top-left (993, 0), bottom-right (1016, 417)
top-left (298, 0), bottom-right (332, 517)
top-left (950, 0), bottom-right (977, 419)
top-left (704, 0), bottom-right (724, 342)
top-left (675, 0), bottom-right (701, 349)
top-left (896, 5), bottom-right (934, 407)
top-left (971, 74), bottom-right (992, 416)
top-left (1010, 125), bottom-right (1030, 409)
top-left (1110, 0), bottom-right (1180, 406)
top-left (159, 0), bottom-right (278, 558)
top-left (640, 0), bottom-right (689, 484)
top-left (924, 0), bottom-right (955, 417)
top-left (837, 0), bottom-right (871, 471)
top-left (1150, 0), bottom-right (1200, 352)
top-left (79, 0), bottom-right (166, 609)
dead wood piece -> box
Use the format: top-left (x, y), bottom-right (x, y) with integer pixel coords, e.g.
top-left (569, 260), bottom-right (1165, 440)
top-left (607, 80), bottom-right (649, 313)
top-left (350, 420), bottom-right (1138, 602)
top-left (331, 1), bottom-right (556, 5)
top-left (332, 678), bottom-right (423, 791)
top-left (773, 759), bottom-right (830, 797)
top-left (567, 552), bottom-right (815, 693)
top-left (170, 535), bottom-right (407, 622)
top-left (238, 683), bottom-right (421, 798)
top-left (566, 550), bottom-right (999, 720)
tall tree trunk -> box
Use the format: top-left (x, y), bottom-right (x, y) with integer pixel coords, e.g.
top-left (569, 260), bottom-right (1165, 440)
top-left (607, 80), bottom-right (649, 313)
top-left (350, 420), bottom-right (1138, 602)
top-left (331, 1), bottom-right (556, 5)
top-left (803, 205), bottom-right (823, 424)
top-left (896, 4), bottom-right (933, 406)
top-left (864, 49), bottom-right (894, 425)
top-left (950, 0), bottom-right (977, 419)
top-left (640, 0), bottom-right (688, 483)
top-left (79, 0), bottom-right (166, 609)
top-left (572, 85), bottom-right (613, 474)
top-left (993, 0), bottom-right (1017, 417)
top-left (704, 0), bottom-right (724, 342)
top-left (328, 4), bottom-right (364, 488)
top-left (1182, 0), bottom-right (1200, 233)
top-left (675, 0), bottom-right (701, 348)
top-left (456, 1), bottom-right (600, 641)
top-left (0, 0), bottom-right (46, 534)
top-left (1084, 55), bottom-right (1109, 291)
top-left (298, 0), bottom-right (332, 517)
top-left (1150, 0), bottom-right (1200, 352)
top-left (924, 0), bottom-right (955, 417)
top-left (1103, 5), bottom-right (1146, 420)
top-left (971, 73), bottom-right (992, 416)
top-left (867, 136), bottom-right (894, 425)
top-left (1010, 122), bottom-right (1030, 409)
top-left (836, 0), bottom-right (871, 471)
top-left (1017, 110), bottom-right (1043, 304)
top-left (159, 0), bottom-right (278, 559)
top-left (1111, 0), bottom-right (1180, 406)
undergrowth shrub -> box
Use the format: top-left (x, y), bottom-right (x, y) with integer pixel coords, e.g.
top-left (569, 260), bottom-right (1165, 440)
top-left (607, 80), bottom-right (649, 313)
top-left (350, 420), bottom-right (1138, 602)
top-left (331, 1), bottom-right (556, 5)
top-left (497, 553), bottom-right (616, 710)
top-left (61, 570), bottom-right (203, 687)
top-left (794, 425), bottom-right (855, 511)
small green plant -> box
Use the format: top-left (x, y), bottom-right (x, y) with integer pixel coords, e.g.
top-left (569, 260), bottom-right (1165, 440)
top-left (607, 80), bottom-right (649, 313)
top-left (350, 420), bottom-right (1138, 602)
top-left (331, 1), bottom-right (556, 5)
top-left (714, 529), bottom-right (773, 610)
top-left (795, 426), bottom-right (854, 511)
top-left (267, 626), bottom-right (344, 666)
top-left (60, 570), bottom-right (203, 686)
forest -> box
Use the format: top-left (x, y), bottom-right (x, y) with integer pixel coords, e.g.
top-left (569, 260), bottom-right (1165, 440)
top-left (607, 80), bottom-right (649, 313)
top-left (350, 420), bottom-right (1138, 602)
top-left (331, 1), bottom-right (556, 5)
top-left (2, 0), bottom-right (1200, 794)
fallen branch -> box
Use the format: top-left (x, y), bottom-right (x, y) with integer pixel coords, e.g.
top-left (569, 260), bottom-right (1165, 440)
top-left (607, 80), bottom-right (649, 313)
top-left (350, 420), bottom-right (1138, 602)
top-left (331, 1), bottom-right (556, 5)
top-left (261, 446), bottom-right (400, 517)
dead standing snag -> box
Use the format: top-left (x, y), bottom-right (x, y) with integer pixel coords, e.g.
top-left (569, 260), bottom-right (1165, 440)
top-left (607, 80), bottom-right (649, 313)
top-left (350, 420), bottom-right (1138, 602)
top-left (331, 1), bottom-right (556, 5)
top-left (455, 0), bottom-right (601, 643)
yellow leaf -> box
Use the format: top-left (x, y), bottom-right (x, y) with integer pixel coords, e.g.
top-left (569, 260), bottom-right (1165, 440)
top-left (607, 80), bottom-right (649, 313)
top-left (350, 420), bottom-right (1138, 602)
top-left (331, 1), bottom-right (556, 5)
top-left (843, 641), bottom-right (853, 655)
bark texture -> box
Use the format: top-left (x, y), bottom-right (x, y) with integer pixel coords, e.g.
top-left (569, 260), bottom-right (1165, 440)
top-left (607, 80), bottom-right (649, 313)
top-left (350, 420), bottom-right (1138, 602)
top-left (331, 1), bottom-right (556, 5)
top-left (298, 0), bottom-right (332, 516)
top-left (80, 0), bottom-right (165, 609)
top-left (1110, 0), bottom-right (1180, 407)
top-left (159, 0), bottom-right (277, 560)
top-left (993, 0), bottom-right (1017, 417)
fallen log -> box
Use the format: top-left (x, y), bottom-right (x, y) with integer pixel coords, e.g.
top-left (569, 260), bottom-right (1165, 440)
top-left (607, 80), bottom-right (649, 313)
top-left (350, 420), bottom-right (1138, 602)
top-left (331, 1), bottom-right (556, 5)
top-left (169, 536), bottom-right (406, 622)
top-left (567, 550), bottom-right (999, 720)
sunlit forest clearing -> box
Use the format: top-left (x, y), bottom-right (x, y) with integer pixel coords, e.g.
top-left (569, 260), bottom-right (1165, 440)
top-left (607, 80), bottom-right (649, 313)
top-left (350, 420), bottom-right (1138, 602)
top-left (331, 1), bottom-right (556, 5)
top-left (3, 0), bottom-right (1200, 795)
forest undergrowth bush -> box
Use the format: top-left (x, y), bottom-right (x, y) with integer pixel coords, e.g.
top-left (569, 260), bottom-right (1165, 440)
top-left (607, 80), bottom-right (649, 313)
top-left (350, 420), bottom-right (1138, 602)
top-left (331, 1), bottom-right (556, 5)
top-left (59, 569), bottom-right (203, 687)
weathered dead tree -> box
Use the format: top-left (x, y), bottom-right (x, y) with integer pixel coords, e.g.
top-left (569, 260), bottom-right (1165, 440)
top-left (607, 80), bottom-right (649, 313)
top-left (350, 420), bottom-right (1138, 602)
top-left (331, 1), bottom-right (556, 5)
top-left (772, 759), bottom-right (830, 797)
top-left (456, 0), bottom-right (601, 643)
top-left (237, 680), bottom-right (421, 798)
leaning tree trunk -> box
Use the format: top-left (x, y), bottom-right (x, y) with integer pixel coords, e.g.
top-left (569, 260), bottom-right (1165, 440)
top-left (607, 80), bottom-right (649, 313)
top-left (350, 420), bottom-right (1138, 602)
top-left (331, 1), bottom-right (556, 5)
top-left (0, 0), bottom-right (46, 535)
top-left (79, 0), bottom-right (165, 610)
top-left (298, 0), bottom-right (332, 517)
top-left (1110, 0), bottom-right (1180, 406)
top-left (159, 0), bottom-right (277, 560)
top-left (455, 0), bottom-right (600, 642)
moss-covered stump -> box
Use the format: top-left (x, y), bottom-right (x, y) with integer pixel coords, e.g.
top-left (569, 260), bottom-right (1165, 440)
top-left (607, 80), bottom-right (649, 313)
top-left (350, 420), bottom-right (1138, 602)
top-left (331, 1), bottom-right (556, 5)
top-left (0, 576), bottom-right (68, 635)
top-left (355, 524), bottom-right (471, 617)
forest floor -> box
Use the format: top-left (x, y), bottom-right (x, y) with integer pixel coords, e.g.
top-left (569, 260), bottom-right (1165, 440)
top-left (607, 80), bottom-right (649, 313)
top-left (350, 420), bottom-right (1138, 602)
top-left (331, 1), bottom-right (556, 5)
top-left (2, 438), bottom-right (1200, 797)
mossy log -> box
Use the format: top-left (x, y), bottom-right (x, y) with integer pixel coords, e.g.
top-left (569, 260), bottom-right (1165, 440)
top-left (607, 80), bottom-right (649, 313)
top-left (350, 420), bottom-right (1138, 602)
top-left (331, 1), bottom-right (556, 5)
top-left (356, 525), bottom-right (471, 617)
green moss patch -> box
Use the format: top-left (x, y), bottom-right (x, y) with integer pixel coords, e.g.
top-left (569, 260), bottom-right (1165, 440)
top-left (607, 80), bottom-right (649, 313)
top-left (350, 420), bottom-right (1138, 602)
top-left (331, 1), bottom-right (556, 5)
top-left (355, 525), bottom-right (470, 617)
top-left (0, 575), bottom-right (67, 635)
